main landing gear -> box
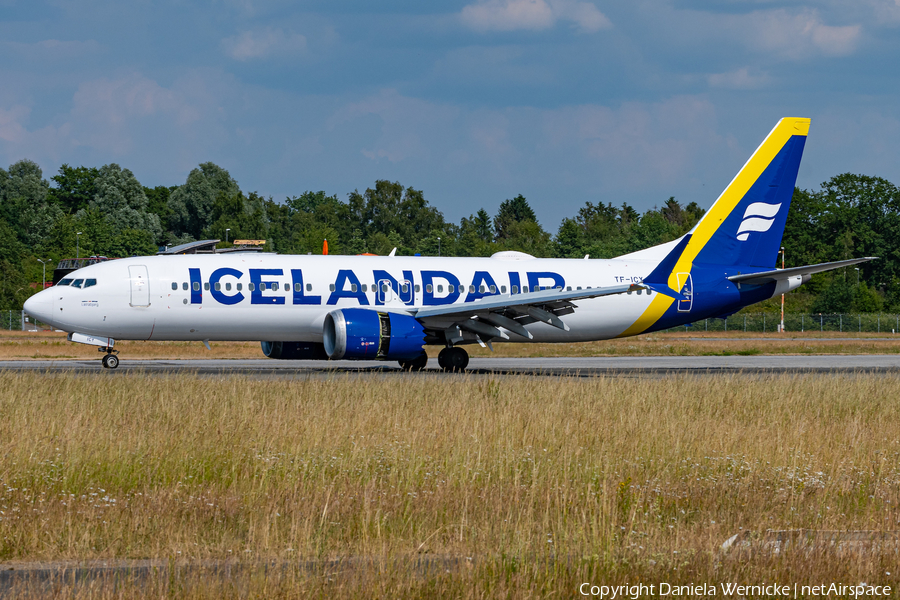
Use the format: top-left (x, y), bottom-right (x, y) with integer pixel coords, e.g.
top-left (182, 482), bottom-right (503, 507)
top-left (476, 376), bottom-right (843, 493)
top-left (100, 347), bottom-right (119, 369)
top-left (437, 347), bottom-right (469, 372)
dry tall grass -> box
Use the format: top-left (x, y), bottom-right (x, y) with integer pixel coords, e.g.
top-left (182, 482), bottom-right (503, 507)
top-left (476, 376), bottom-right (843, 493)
top-left (0, 372), bottom-right (898, 597)
top-left (2, 329), bottom-right (900, 360)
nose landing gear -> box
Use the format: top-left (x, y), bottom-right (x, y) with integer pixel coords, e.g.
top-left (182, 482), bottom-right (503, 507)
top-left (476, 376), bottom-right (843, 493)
top-left (100, 347), bottom-right (120, 369)
top-left (437, 347), bottom-right (469, 372)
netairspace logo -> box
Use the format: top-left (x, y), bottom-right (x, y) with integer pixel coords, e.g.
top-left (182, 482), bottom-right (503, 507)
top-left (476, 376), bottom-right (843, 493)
top-left (578, 581), bottom-right (892, 598)
top-left (736, 202), bottom-right (782, 241)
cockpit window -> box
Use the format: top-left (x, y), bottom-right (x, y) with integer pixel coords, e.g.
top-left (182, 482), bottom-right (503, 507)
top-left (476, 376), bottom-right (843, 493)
top-left (58, 279), bottom-right (73, 286)
top-left (83, 279), bottom-right (97, 288)
top-left (71, 279), bottom-right (84, 289)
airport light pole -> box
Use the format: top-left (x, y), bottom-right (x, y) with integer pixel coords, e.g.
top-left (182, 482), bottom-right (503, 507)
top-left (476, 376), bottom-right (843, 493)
top-left (37, 259), bottom-right (50, 289)
top-left (437, 237), bottom-right (441, 257)
top-left (855, 267), bottom-right (860, 286)
top-left (780, 246), bottom-right (785, 333)
top-left (225, 228), bottom-right (230, 244)
top-left (76, 232), bottom-right (82, 259)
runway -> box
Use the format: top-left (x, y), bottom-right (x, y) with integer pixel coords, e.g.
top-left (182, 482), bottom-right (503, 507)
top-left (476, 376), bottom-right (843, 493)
top-left (2, 354), bottom-right (900, 376)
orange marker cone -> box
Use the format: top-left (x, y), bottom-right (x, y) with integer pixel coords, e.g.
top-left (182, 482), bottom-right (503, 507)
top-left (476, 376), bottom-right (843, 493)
top-left (323, 239), bottom-right (328, 255)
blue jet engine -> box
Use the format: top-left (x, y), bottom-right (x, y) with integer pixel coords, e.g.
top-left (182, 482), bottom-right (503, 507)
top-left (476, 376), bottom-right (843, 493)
top-left (323, 308), bottom-right (426, 360)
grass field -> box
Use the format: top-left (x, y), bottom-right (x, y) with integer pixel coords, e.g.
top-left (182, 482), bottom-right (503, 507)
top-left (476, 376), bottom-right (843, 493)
top-left (0, 371), bottom-right (898, 597)
top-left (2, 329), bottom-right (900, 361)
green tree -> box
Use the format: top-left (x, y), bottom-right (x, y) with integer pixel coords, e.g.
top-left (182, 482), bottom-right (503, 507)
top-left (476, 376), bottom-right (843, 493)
top-left (494, 194), bottom-right (537, 240)
top-left (49, 164), bottom-right (99, 214)
top-left (0, 159), bottom-right (63, 249)
top-left (78, 164), bottom-right (162, 245)
top-left (168, 163), bottom-right (240, 240)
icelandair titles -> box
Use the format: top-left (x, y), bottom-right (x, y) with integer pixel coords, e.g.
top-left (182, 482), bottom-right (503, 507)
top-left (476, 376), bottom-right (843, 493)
top-left (185, 268), bottom-right (569, 307)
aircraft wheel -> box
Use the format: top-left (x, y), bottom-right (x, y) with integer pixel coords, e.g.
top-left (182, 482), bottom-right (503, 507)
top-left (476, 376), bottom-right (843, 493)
top-left (398, 352), bottom-right (428, 371)
top-left (443, 347), bottom-right (469, 373)
top-left (437, 348), bottom-right (450, 370)
top-left (102, 354), bottom-right (119, 369)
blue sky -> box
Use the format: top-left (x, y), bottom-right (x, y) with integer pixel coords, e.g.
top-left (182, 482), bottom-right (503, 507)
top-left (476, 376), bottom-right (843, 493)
top-left (2, 0), bottom-right (899, 228)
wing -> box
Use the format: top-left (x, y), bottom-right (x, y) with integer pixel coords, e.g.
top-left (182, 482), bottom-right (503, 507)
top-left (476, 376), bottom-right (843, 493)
top-left (410, 283), bottom-right (638, 343)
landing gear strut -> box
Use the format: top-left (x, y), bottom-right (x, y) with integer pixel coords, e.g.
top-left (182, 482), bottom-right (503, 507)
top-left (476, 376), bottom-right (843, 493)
top-left (398, 352), bottom-right (428, 371)
top-left (437, 347), bottom-right (469, 372)
top-left (100, 347), bottom-right (119, 369)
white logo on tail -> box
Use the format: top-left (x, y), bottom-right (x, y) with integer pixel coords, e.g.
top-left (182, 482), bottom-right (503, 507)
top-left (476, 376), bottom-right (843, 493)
top-left (736, 202), bottom-right (781, 241)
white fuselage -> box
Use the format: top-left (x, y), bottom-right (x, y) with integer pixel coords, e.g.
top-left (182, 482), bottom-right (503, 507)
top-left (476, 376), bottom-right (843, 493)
top-left (27, 253), bottom-right (661, 343)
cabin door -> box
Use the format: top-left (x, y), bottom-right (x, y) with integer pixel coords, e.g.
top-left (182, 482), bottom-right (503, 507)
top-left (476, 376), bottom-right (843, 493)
top-left (675, 273), bottom-right (693, 313)
top-left (129, 265), bottom-right (151, 307)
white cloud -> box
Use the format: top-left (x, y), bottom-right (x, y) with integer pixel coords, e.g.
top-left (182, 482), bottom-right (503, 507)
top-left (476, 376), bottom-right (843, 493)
top-left (461, 0), bottom-right (611, 33)
top-left (728, 8), bottom-right (861, 59)
top-left (2, 39), bottom-right (102, 59)
top-left (221, 27), bottom-right (307, 61)
top-left (707, 67), bottom-right (771, 90)
top-left (0, 105), bottom-right (30, 144)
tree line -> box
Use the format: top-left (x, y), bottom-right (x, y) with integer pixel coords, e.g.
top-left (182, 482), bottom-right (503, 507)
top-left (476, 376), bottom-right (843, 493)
top-left (0, 158), bottom-right (897, 314)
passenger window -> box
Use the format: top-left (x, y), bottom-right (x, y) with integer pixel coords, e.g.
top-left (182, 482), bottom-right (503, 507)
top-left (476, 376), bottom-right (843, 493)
top-left (248, 283), bottom-right (255, 291)
top-left (469, 285), bottom-right (475, 293)
top-left (362, 284), bottom-right (367, 292)
top-left (524, 286), bottom-right (529, 293)
top-left (307, 283), bottom-right (312, 292)
top-left (205, 282), bottom-right (210, 291)
top-left (402, 284), bottom-right (408, 293)
top-left (577, 286), bottom-right (582, 290)
top-left (448, 285), bottom-right (454, 293)
top-left (567, 286), bottom-right (572, 291)
top-left (72, 279), bottom-right (84, 288)
top-left (329, 284), bottom-right (335, 292)
top-left (58, 279), bottom-right (73, 286)
top-left (84, 279), bottom-right (97, 288)
top-left (490, 285), bottom-right (496, 293)
top-left (437, 285), bottom-right (443, 293)
top-left (215, 282), bottom-right (221, 291)
top-left (225, 283), bottom-right (232, 291)
top-left (501, 286), bottom-right (507, 293)
top-left (426, 284), bottom-right (433, 293)
top-left (512, 285), bottom-right (518, 294)
top-left (351, 284), bottom-right (357, 292)
top-left (283, 283), bottom-right (289, 291)
top-left (171, 282), bottom-right (177, 290)
top-left (415, 285), bottom-right (420, 293)
top-left (295, 283), bottom-right (301, 292)
top-left (260, 283), bottom-right (267, 291)
top-left (237, 283), bottom-right (242, 291)
top-left (382, 284), bottom-right (389, 293)
top-left (479, 285), bottom-right (485, 293)
top-left (182, 282), bottom-right (188, 290)
top-left (193, 282), bottom-right (200, 292)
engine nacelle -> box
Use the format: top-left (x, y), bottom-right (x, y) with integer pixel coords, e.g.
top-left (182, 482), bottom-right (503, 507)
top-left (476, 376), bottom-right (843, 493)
top-left (323, 308), bottom-right (425, 360)
top-left (261, 341), bottom-right (329, 360)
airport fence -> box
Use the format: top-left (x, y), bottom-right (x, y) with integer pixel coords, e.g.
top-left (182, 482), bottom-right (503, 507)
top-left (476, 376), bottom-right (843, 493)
top-left (1, 310), bottom-right (53, 332)
top-left (663, 313), bottom-right (900, 334)
top-left (3, 308), bottom-right (900, 335)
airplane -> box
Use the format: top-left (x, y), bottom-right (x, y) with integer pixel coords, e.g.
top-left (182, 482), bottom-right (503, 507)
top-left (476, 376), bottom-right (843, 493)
top-left (24, 117), bottom-right (875, 371)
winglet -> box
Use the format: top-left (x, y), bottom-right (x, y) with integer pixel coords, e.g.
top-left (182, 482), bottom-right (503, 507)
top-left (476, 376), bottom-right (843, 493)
top-left (641, 235), bottom-right (691, 301)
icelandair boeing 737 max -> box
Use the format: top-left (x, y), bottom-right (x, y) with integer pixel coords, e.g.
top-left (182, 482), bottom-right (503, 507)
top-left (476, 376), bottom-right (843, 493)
top-left (24, 118), bottom-right (875, 370)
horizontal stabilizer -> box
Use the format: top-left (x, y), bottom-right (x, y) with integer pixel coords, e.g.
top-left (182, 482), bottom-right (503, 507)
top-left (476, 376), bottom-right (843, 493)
top-left (728, 257), bottom-right (877, 286)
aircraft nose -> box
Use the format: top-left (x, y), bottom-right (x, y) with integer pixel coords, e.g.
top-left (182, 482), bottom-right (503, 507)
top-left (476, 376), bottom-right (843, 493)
top-left (24, 290), bottom-right (54, 323)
